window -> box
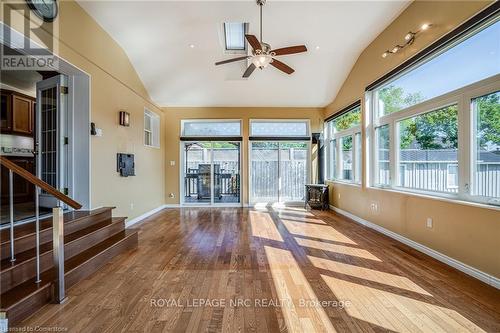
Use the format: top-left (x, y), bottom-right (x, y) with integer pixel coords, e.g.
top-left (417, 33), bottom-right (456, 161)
top-left (250, 120), bottom-right (310, 137)
top-left (326, 104), bottom-right (362, 184)
top-left (331, 107), bottom-right (361, 132)
top-left (224, 23), bottom-right (247, 52)
top-left (397, 105), bottom-right (459, 193)
top-left (368, 14), bottom-right (500, 205)
top-left (144, 109), bottom-right (160, 148)
top-left (472, 91), bottom-right (500, 199)
top-left (182, 120), bottom-right (241, 137)
top-left (341, 136), bottom-right (353, 181)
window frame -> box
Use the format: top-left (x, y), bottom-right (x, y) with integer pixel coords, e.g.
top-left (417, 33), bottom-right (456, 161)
top-left (368, 74), bottom-right (500, 205)
top-left (325, 106), bottom-right (362, 185)
top-left (144, 108), bottom-right (160, 148)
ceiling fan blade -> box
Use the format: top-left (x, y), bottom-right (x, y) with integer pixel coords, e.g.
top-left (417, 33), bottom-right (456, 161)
top-left (271, 45), bottom-right (307, 56)
top-left (215, 56), bottom-right (249, 66)
top-left (270, 59), bottom-right (294, 74)
top-left (242, 63), bottom-right (256, 78)
top-left (245, 34), bottom-right (262, 51)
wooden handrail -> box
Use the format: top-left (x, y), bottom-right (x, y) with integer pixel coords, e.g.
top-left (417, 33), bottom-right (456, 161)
top-left (0, 156), bottom-right (82, 209)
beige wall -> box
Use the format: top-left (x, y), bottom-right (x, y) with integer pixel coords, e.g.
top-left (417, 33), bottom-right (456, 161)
top-left (163, 107), bottom-right (323, 205)
top-left (324, 1), bottom-right (500, 278)
top-left (1, 0), bottom-right (165, 220)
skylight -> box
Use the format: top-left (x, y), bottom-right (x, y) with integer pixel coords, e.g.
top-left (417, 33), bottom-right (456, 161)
top-left (224, 22), bottom-right (247, 51)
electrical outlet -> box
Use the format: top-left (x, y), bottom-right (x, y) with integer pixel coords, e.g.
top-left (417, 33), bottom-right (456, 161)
top-left (370, 202), bottom-right (379, 214)
top-left (426, 217), bottom-right (433, 228)
top-left (170, 160), bottom-right (175, 166)
top-left (338, 193), bottom-right (341, 199)
top-left (130, 203), bottom-right (134, 210)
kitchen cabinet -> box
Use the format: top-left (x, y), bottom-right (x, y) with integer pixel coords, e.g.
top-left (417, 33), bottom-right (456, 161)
top-left (0, 89), bottom-right (35, 136)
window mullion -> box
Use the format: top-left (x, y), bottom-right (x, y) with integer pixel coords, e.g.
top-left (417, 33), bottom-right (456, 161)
top-left (389, 120), bottom-right (397, 188)
top-left (459, 93), bottom-right (472, 200)
top-left (354, 134), bottom-right (357, 183)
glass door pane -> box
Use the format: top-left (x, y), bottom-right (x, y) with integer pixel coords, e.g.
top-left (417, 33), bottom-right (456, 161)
top-left (279, 142), bottom-right (308, 202)
top-left (36, 75), bottom-right (68, 208)
top-left (251, 142), bottom-right (279, 203)
top-left (183, 142), bottom-right (212, 204)
top-left (213, 142), bottom-right (240, 204)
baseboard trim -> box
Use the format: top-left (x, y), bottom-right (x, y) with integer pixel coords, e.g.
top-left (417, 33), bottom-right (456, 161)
top-left (329, 205), bottom-right (500, 290)
top-left (125, 205), bottom-right (168, 228)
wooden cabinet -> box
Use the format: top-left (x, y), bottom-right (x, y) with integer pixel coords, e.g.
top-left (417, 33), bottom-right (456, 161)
top-left (12, 95), bottom-right (33, 134)
top-left (0, 90), bottom-right (35, 136)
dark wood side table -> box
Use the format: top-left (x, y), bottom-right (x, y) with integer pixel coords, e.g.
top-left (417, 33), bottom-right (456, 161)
top-left (305, 184), bottom-right (329, 210)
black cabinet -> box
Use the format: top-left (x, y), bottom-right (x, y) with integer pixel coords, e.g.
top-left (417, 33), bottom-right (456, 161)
top-left (0, 157), bottom-right (35, 205)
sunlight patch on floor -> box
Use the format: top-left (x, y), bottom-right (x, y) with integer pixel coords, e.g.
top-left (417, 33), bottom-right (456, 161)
top-left (250, 210), bottom-right (284, 242)
top-left (309, 256), bottom-right (432, 296)
top-left (281, 219), bottom-right (357, 245)
top-left (321, 275), bottom-right (485, 333)
top-left (296, 238), bottom-right (381, 262)
top-left (277, 207), bottom-right (315, 216)
top-left (278, 215), bottom-right (327, 224)
top-left (265, 246), bottom-right (336, 333)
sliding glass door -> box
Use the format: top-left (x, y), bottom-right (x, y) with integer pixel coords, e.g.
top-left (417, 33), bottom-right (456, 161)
top-left (250, 141), bottom-right (309, 204)
top-left (182, 141), bottom-right (241, 205)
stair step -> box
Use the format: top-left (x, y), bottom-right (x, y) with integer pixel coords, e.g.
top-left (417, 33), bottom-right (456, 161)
top-left (1, 207), bottom-right (114, 261)
top-left (1, 217), bottom-right (126, 292)
top-left (0, 229), bottom-right (138, 325)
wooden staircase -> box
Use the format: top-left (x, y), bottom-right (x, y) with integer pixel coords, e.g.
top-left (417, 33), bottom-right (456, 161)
top-left (0, 207), bottom-right (138, 325)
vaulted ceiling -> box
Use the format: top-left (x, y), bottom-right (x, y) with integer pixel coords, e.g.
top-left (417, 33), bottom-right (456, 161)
top-left (78, 1), bottom-right (409, 107)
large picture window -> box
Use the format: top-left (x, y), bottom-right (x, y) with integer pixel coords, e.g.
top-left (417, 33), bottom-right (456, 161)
top-left (397, 104), bottom-right (458, 193)
top-left (368, 16), bottom-right (500, 205)
top-left (326, 104), bottom-right (362, 184)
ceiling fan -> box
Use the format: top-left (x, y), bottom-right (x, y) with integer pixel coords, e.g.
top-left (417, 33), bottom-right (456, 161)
top-left (215, 0), bottom-right (307, 78)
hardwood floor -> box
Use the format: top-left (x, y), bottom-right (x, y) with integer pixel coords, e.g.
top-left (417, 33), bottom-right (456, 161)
top-left (17, 207), bottom-right (500, 332)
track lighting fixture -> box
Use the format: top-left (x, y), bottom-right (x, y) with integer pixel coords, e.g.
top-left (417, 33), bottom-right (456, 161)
top-left (382, 23), bottom-right (432, 58)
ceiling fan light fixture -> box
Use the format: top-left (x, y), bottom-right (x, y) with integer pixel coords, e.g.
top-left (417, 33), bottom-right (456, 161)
top-left (214, 0), bottom-right (306, 77)
top-left (252, 54), bottom-right (273, 69)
